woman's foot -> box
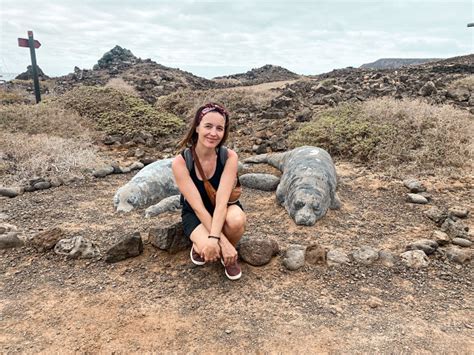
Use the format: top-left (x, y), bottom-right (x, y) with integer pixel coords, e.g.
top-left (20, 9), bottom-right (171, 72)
top-left (190, 246), bottom-right (206, 266)
top-left (221, 259), bottom-right (242, 280)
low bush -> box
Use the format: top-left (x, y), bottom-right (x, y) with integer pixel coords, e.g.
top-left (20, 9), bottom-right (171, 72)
top-left (449, 75), bottom-right (474, 91)
top-left (155, 87), bottom-right (277, 119)
top-left (105, 77), bottom-right (138, 95)
top-left (289, 97), bottom-right (473, 175)
top-left (0, 88), bottom-right (30, 105)
top-left (0, 132), bottom-right (105, 185)
top-left (55, 86), bottom-right (183, 136)
top-left (0, 102), bottom-right (95, 139)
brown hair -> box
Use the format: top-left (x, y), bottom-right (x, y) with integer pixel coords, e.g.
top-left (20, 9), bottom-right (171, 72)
top-left (178, 102), bottom-right (230, 150)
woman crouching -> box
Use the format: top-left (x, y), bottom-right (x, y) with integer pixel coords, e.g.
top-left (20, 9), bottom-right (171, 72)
top-left (171, 103), bottom-right (246, 280)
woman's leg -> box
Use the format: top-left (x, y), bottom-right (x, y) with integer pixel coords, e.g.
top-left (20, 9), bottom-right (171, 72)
top-left (222, 204), bottom-right (247, 247)
top-left (190, 204), bottom-right (246, 251)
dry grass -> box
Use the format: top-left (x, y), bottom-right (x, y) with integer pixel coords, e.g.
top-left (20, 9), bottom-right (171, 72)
top-left (0, 87), bottom-right (31, 105)
top-left (0, 102), bottom-right (96, 139)
top-left (155, 86), bottom-right (278, 119)
top-left (105, 77), bottom-right (139, 96)
top-left (212, 78), bottom-right (242, 86)
top-left (289, 97), bottom-right (473, 177)
top-left (449, 75), bottom-right (474, 90)
top-left (0, 132), bottom-right (105, 185)
top-left (225, 80), bottom-right (298, 92)
top-left (0, 102), bottom-right (104, 185)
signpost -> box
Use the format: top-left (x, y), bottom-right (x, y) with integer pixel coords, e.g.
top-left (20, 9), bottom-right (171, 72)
top-left (18, 31), bottom-right (42, 103)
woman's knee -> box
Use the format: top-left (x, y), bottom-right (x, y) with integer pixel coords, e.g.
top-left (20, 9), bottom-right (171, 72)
top-left (225, 211), bottom-right (246, 235)
top-left (189, 224), bottom-right (210, 252)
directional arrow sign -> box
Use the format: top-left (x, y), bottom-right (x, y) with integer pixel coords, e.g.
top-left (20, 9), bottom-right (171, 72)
top-left (18, 30), bottom-right (42, 103)
top-left (18, 37), bottom-right (41, 48)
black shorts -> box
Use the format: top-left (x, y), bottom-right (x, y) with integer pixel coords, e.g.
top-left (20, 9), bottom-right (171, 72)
top-left (181, 201), bottom-right (244, 238)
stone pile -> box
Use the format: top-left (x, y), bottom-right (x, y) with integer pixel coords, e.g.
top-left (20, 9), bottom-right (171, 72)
top-left (0, 160), bottom-right (147, 199)
top-left (0, 176), bottom-right (72, 198)
top-left (403, 178), bottom-right (431, 204)
top-left (93, 45), bottom-right (139, 72)
top-left (15, 65), bottom-right (50, 80)
top-left (279, 236), bottom-right (471, 271)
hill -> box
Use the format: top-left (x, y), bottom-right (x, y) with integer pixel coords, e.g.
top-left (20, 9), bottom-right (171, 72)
top-left (360, 58), bottom-right (441, 69)
top-left (52, 45), bottom-right (218, 104)
top-left (213, 64), bottom-right (300, 86)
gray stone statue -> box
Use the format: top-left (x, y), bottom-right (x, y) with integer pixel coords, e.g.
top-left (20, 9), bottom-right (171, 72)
top-left (244, 146), bottom-right (340, 225)
top-left (113, 159), bottom-right (179, 212)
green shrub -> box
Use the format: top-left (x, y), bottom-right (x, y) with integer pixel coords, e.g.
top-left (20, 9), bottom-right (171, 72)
top-left (55, 86), bottom-right (183, 136)
top-left (290, 104), bottom-right (394, 161)
top-left (289, 97), bottom-right (473, 175)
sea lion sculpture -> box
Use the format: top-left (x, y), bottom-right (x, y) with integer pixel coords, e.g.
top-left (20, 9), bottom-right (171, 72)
top-left (244, 146), bottom-right (340, 226)
top-left (113, 158), bottom-right (179, 212)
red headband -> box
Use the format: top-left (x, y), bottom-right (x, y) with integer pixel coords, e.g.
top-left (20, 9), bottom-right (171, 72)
top-left (198, 104), bottom-right (228, 123)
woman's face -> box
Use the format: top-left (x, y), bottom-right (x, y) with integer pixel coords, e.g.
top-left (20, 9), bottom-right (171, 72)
top-left (196, 111), bottom-right (226, 149)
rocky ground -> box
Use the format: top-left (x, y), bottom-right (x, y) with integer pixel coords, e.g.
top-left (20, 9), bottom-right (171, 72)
top-left (1, 161), bottom-right (473, 353)
top-left (2, 48), bottom-right (473, 353)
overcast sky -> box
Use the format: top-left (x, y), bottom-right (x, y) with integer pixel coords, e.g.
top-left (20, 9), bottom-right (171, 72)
top-left (1, 0), bottom-right (472, 79)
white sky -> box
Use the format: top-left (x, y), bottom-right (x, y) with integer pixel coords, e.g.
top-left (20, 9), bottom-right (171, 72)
top-left (1, 0), bottom-right (473, 78)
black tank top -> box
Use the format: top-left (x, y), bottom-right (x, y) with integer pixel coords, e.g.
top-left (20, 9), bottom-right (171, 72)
top-left (180, 148), bottom-right (225, 215)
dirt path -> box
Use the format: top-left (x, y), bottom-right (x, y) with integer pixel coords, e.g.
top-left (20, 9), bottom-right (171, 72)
top-left (1, 162), bottom-right (473, 353)
top-left (226, 79), bottom-right (300, 92)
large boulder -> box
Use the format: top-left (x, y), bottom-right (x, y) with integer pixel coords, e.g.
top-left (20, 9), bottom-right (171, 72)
top-left (105, 233), bottom-right (143, 263)
top-left (238, 236), bottom-right (279, 266)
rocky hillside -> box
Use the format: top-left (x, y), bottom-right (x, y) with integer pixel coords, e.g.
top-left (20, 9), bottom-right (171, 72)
top-left (52, 46), bottom-right (219, 104)
top-left (222, 54), bottom-right (473, 157)
top-left (213, 64), bottom-right (300, 86)
top-left (277, 54), bottom-right (474, 114)
top-left (360, 58), bottom-right (440, 69)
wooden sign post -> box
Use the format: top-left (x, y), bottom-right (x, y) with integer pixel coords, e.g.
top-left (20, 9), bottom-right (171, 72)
top-left (18, 31), bottom-right (42, 103)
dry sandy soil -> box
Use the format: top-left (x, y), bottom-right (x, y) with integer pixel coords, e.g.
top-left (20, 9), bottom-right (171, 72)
top-left (1, 161), bottom-right (473, 353)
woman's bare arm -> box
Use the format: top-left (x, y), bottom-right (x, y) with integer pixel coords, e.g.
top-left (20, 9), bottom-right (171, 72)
top-left (172, 154), bottom-right (234, 245)
top-left (209, 149), bottom-right (239, 237)
top-left (172, 155), bottom-right (213, 227)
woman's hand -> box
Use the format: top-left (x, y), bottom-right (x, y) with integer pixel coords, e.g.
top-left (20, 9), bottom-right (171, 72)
top-left (219, 238), bottom-right (238, 266)
top-left (201, 238), bottom-right (221, 262)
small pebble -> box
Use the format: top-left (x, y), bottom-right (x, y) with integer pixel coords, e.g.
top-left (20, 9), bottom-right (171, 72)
top-left (449, 207), bottom-right (469, 218)
top-left (225, 329), bottom-right (232, 334)
top-left (452, 238), bottom-right (473, 247)
top-left (368, 296), bottom-right (383, 308)
top-left (406, 193), bottom-right (428, 204)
